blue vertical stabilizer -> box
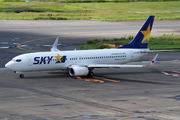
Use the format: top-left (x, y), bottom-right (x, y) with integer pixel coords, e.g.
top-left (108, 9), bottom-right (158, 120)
top-left (119, 16), bottom-right (154, 49)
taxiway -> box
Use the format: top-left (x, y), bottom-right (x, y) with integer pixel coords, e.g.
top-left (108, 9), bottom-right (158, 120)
top-left (0, 20), bottom-right (180, 120)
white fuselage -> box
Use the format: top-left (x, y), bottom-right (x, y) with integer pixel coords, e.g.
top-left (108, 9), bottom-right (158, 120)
top-left (5, 48), bottom-right (149, 72)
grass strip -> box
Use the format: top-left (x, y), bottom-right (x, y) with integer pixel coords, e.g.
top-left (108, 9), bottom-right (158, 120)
top-left (0, 1), bottom-right (180, 20)
top-left (24, 0), bottom-right (180, 2)
top-left (77, 34), bottom-right (180, 51)
top-left (3, 0), bottom-right (180, 2)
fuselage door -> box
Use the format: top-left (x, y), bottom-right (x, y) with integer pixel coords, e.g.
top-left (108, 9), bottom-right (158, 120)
top-left (79, 56), bottom-right (81, 62)
top-left (75, 57), bottom-right (78, 62)
top-left (130, 51), bottom-right (134, 61)
top-left (27, 56), bottom-right (32, 66)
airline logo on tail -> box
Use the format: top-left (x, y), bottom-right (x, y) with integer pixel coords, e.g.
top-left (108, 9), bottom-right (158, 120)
top-left (118, 16), bottom-right (154, 49)
top-left (141, 24), bottom-right (151, 43)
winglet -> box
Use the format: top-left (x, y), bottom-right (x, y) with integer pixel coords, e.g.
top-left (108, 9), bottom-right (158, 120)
top-left (51, 37), bottom-right (60, 52)
top-left (148, 54), bottom-right (158, 66)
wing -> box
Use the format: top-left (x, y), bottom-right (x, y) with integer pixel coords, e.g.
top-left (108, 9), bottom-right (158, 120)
top-left (140, 50), bottom-right (173, 53)
top-left (51, 37), bottom-right (60, 52)
top-left (88, 64), bottom-right (145, 68)
top-left (87, 54), bottom-right (158, 68)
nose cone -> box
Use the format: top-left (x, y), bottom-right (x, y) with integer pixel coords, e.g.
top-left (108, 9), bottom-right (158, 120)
top-left (5, 62), bottom-right (10, 68)
top-left (5, 61), bottom-right (14, 70)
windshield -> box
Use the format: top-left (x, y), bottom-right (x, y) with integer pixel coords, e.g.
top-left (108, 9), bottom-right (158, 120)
top-left (12, 58), bottom-right (22, 62)
top-left (16, 59), bottom-right (22, 62)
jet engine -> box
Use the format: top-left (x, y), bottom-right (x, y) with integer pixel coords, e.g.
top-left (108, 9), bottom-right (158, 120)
top-left (69, 66), bottom-right (89, 76)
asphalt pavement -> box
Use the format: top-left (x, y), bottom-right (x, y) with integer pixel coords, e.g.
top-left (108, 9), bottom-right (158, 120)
top-left (0, 20), bottom-right (180, 120)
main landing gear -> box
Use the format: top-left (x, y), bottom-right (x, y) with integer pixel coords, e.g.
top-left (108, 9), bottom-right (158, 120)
top-left (87, 71), bottom-right (94, 77)
top-left (87, 69), bottom-right (94, 77)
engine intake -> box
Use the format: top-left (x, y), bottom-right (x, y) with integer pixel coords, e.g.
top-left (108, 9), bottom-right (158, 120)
top-left (69, 66), bottom-right (89, 76)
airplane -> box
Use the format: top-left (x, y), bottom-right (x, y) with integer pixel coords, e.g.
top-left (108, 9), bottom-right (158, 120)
top-left (5, 15), bottom-right (159, 78)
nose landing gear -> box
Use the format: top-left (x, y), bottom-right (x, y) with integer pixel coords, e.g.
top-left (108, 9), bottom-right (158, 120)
top-left (20, 74), bottom-right (24, 78)
top-left (14, 71), bottom-right (24, 78)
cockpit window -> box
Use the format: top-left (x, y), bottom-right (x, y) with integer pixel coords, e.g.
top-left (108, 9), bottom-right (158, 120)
top-left (12, 58), bottom-right (16, 61)
top-left (16, 59), bottom-right (22, 62)
top-left (12, 58), bottom-right (22, 62)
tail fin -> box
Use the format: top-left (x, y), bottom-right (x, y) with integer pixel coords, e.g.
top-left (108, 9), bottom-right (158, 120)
top-left (119, 16), bottom-right (154, 49)
top-left (51, 37), bottom-right (60, 52)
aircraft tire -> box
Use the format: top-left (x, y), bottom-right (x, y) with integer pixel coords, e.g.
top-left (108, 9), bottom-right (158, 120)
top-left (88, 72), bottom-right (94, 77)
top-left (20, 74), bottom-right (24, 78)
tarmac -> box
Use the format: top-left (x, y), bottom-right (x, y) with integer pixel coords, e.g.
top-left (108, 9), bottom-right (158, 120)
top-left (0, 20), bottom-right (180, 120)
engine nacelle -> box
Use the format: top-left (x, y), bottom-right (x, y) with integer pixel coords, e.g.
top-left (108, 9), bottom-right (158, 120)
top-left (69, 67), bottom-right (89, 76)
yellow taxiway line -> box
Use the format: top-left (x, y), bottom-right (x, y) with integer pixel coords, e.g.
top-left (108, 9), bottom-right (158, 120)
top-left (75, 76), bottom-right (120, 83)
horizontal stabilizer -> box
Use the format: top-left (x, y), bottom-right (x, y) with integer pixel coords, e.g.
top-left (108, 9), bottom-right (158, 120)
top-left (51, 37), bottom-right (60, 52)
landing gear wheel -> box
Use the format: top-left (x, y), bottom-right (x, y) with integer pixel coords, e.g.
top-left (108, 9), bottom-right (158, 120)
top-left (88, 72), bottom-right (94, 77)
top-left (20, 74), bottom-right (24, 78)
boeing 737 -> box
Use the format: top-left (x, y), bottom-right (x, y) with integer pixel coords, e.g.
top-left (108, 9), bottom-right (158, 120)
top-left (5, 16), bottom-right (158, 78)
